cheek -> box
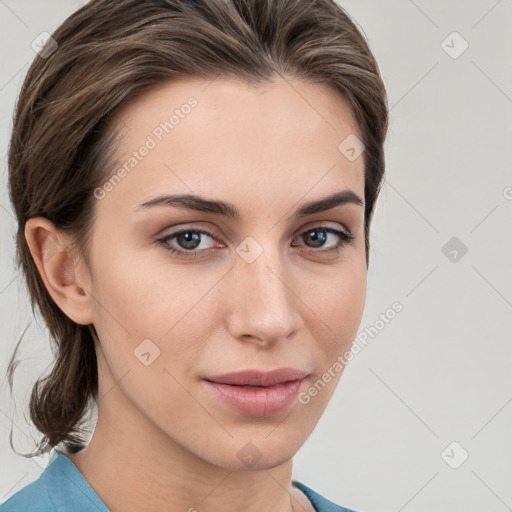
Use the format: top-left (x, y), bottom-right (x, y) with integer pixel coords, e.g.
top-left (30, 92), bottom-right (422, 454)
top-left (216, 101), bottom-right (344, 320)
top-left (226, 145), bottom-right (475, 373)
top-left (297, 264), bottom-right (366, 408)
top-left (306, 261), bottom-right (366, 345)
top-left (91, 247), bottom-right (199, 338)
top-left (89, 248), bottom-right (216, 386)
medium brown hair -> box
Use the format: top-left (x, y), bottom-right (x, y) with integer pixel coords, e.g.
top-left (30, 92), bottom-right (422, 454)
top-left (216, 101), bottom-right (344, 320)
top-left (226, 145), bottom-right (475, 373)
top-left (7, 0), bottom-right (388, 456)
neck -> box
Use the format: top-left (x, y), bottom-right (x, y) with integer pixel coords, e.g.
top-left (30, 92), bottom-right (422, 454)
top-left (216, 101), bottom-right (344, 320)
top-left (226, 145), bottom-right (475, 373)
top-left (66, 367), bottom-right (312, 512)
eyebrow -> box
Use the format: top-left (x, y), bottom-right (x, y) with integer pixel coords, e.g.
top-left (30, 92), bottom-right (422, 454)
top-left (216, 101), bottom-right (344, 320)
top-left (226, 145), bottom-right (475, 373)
top-left (134, 189), bottom-right (363, 219)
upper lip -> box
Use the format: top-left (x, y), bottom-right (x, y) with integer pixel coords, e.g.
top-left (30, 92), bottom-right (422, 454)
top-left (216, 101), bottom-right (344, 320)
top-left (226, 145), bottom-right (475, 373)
top-left (204, 368), bottom-right (308, 387)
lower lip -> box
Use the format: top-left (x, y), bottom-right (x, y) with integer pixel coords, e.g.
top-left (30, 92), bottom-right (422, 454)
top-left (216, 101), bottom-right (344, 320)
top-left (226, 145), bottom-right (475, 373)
top-left (204, 378), bottom-right (306, 417)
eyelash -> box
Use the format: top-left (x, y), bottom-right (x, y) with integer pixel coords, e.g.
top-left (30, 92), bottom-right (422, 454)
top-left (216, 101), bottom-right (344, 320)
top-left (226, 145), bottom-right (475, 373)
top-left (157, 225), bottom-right (354, 258)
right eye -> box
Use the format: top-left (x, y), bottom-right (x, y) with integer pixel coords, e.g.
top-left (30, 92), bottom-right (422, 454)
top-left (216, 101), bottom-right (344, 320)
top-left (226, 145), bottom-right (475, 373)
top-left (157, 227), bottom-right (222, 258)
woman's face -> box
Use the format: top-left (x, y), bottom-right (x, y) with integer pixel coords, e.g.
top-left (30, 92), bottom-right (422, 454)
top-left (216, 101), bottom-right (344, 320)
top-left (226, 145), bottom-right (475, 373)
top-left (83, 76), bottom-right (367, 469)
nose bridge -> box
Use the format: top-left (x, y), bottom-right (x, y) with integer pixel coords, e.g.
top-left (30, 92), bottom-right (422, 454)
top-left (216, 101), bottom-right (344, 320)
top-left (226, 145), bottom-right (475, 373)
top-left (227, 236), bottom-right (299, 342)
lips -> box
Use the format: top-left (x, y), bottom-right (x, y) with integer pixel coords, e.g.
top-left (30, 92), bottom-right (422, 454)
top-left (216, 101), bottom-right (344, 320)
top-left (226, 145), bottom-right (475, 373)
top-left (203, 368), bottom-right (309, 416)
top-left (204, 367), bottom-right (308, 387)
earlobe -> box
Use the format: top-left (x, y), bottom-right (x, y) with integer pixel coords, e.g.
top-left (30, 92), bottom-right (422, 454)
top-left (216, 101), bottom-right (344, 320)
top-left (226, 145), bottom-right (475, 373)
top-left (24, 217), bottom-right (94, 325)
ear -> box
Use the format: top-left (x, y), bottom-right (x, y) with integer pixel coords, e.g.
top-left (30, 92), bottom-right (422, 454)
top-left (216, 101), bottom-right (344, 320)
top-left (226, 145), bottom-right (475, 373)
top-left (24, 217), bottom-right (94, 325)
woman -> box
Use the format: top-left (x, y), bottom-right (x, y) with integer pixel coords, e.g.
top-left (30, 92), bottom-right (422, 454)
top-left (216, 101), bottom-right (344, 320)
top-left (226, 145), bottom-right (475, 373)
top-left (2, 0), bottom-right (388, 510)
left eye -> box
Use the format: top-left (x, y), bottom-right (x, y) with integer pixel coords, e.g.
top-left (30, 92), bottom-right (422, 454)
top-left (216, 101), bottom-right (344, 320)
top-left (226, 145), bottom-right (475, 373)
top-left (158, 225), bottom-right (354, 258)
top-left (293, 226), bottom-right (354, 251)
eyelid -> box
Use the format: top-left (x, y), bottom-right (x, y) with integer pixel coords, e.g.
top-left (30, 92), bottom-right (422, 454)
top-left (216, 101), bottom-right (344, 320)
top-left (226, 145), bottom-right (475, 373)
top-left (295, 220), bottom-right (352, 238)
top-left (158, 220), bottom-right (351, 243)
top-left (158, 223), bottom-right (223, 241)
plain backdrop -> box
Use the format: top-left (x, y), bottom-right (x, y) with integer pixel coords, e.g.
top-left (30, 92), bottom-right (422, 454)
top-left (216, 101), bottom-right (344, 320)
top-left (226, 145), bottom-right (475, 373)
top-left (1, 1), bottom-right (511, 511)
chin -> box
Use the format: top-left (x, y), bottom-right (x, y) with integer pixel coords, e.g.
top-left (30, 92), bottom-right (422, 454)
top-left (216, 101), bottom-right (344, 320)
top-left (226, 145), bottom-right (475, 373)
top-left (204, 437), bottom-right (299, 472)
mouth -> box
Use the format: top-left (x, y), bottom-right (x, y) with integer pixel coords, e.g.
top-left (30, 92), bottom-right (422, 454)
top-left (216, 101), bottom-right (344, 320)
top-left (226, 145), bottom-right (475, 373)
top-left (204, 367), bottom-right (308, 387)
top-left (202, 368), bottom-right (309, 416)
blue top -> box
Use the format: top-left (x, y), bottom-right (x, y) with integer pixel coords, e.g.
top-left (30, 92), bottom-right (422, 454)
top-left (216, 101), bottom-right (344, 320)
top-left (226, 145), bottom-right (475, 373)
top-left (0, 450), bottom-right (358, 512)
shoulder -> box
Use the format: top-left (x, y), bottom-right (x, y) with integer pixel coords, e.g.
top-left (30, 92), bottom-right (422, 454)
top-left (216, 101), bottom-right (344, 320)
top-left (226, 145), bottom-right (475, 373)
top-left (0, 448), bottom-right (108, 512)
top-left (0, 461), bottom-right (55, 512)
top-left (292, 480), bottom-right (360, 512)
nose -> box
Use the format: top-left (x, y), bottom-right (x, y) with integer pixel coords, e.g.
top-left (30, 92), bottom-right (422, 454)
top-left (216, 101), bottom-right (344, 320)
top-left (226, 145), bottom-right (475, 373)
top-left (225, 244), bottom-right (302, 347)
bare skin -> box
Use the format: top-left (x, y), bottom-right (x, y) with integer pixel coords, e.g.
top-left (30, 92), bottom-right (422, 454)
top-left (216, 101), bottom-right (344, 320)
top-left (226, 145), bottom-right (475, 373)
top-left (25, 75), bottom-right (367, 512)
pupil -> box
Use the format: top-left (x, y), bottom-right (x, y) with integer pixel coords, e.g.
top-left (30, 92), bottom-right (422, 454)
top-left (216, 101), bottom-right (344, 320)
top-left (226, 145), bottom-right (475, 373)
top-left (178, 232), bottom-right (200, 249)
top-left (306, 229), bottom-right (326, 248)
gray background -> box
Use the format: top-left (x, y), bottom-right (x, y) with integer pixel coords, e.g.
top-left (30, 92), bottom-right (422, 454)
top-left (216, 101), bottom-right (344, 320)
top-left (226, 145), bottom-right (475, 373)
top-left (1, 1), bottom-right (511, 511)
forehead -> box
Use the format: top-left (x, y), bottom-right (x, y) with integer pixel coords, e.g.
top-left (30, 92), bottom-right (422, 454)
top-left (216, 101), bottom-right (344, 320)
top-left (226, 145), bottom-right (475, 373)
top-left (100, 76), bottom-right (365, 215)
